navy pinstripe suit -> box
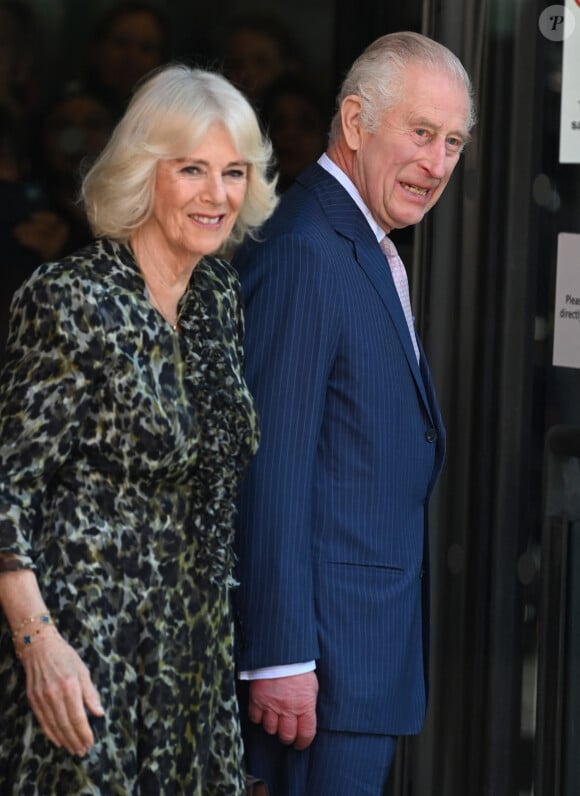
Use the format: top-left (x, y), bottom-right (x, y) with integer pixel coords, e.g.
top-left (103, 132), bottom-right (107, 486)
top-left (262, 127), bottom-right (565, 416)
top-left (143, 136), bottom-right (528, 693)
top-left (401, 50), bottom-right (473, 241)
top-left (234, 162), bottom-right (445, 757)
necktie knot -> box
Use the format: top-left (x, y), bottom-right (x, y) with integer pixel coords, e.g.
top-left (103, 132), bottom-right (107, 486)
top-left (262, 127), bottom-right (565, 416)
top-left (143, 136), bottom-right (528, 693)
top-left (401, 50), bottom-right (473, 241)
top-left (379, 235), bottom-right (396, 260)
top-left (380, 235), bottom-right (420, 363)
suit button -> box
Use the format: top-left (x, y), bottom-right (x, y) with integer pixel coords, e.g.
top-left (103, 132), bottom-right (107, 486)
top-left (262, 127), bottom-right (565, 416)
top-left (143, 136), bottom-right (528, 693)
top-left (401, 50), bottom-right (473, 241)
top-left (425, 428), bottom-right (437, 443)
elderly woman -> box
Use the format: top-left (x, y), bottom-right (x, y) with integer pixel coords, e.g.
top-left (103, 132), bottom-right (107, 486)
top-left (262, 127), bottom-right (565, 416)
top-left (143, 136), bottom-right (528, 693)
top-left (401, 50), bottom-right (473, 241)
top-left (0, 64), bottom-right (277, 795)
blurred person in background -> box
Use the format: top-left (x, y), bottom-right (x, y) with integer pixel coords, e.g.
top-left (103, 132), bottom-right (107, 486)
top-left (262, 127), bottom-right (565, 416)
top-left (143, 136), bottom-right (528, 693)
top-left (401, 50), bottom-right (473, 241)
top-left (0, 87), bottom-right (114, 351)
top-left (84, 0), bottom-right (173, 120)
top-left (0, 105), bottom-right (58, 350)
top-left (261, 74), bottom-right (329, 193)
top-left (221, 12), bottom-right (303, 116)
top-left (0, 0), bottom-right (43, 119)
top-left (31, 83), bottom-right (115, 254)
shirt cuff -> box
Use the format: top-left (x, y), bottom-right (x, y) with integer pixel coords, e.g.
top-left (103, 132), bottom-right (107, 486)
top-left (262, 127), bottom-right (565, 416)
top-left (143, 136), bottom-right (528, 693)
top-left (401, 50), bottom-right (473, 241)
top-left (238, 660), bottom-right (316, 680)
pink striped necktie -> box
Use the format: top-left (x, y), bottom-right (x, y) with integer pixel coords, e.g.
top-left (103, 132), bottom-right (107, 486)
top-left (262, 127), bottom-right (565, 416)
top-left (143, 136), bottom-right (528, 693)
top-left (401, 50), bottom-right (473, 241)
top-left (380, 235), bottom-right (420, 363)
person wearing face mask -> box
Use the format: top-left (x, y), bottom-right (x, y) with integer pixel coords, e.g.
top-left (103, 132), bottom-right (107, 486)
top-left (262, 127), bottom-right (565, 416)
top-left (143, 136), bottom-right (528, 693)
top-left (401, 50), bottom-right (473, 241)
top-left (233, 31), bottom-right (476, 796)
top-left (0, 64), bottom-right (277, 795)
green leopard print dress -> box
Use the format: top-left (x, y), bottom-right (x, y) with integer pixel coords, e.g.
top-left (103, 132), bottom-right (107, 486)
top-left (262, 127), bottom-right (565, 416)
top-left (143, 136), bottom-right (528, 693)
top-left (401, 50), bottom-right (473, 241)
top-left (0, 239), bottom-right (259, 795)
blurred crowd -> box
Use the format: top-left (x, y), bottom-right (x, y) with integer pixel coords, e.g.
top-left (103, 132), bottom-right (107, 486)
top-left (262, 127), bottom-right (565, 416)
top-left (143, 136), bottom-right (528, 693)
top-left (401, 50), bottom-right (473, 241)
top-left (0, 0), bottom-right (332, 348)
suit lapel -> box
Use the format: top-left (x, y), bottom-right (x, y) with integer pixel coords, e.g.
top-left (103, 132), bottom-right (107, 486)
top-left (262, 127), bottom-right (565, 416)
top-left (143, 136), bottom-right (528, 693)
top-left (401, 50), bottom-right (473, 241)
top-left (298, 164), bottom-right (432, 418)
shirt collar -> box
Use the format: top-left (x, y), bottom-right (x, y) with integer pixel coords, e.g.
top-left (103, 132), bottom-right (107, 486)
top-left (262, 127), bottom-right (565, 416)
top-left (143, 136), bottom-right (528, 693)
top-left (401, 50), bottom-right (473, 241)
top-left (318, 153), bottom-right (384, 245)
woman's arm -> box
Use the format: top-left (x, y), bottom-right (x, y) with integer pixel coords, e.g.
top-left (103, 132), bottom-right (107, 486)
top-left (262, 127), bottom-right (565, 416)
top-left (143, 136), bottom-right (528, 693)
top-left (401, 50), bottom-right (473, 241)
top-left (0, 265), bottom-right (109, 757)
top-left (0, 569), bottom-right (105, 757)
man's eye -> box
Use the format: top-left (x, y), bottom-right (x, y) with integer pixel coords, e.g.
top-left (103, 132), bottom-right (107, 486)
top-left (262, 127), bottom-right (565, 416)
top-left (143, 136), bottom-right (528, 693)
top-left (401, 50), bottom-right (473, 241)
top-left (415, 129), bottom-right (430, 138)
top-left (446, 137), bottom-right (464, 152)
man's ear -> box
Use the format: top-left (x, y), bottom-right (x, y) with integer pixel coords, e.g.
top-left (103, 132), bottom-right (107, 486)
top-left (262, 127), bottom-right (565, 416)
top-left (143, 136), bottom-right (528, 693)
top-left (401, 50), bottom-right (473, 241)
top-left (340, 95), bottom-right (364, 151)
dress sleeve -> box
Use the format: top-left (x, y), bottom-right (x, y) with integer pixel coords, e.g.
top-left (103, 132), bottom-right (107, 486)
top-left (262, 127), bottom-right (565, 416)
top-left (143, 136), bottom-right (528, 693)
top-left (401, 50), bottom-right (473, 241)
top-left (0, 267), bottom-right (106, 571)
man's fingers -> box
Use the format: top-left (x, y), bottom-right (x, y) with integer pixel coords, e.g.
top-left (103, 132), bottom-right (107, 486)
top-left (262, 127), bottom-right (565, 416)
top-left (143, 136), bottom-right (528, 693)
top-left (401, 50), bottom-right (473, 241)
top-left (248, 699), bottom-right (263, 726)
top-left (294, 710), bottom-right (317, 749)
top-left (277, 712), bottom-right (298, 745)
top-left (247, 673), bottom-right (319, 746)
top-left (261, 709), bottom-right (279, 736)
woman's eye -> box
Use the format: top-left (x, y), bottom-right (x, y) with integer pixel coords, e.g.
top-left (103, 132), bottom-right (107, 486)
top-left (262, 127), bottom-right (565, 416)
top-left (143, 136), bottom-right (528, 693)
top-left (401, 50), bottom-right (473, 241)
top-left (225, 168), bottom-right (248, 180)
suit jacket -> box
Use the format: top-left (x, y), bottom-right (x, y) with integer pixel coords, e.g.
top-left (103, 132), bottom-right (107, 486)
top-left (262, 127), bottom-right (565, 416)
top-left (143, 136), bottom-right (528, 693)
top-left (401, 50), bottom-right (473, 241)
top-left (234, 162), bottom-right (446, 735)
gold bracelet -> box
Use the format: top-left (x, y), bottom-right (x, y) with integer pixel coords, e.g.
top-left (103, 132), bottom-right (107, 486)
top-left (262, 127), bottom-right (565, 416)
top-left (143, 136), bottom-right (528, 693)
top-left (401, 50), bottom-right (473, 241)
top-left (13, 614), bottom-right (55, 659)
top-left (12, 613), bottom-right (53, 643)
top-left (14, 623), bottom-right (57, 659)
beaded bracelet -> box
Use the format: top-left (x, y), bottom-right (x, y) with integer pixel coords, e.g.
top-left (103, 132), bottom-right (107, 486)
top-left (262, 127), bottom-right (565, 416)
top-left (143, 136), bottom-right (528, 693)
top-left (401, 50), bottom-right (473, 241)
top-left (12, 613), bottom-right (54, 656)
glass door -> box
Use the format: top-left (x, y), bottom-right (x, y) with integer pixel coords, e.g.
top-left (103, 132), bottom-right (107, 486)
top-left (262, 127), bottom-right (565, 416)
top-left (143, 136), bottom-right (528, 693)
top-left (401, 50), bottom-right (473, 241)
top-left (384, 1), bottom-right (580, 794)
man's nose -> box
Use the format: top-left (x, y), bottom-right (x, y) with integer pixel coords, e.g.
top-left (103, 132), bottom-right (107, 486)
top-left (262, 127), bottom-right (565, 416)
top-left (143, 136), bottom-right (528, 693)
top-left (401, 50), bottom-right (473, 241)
top-left (424, 137), bottom-right (448, 178)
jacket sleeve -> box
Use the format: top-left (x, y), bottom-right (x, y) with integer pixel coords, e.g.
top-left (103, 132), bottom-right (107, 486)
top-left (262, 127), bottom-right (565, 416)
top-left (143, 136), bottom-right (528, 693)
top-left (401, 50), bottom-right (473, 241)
top-left (234, 231), bottom-right (341, 670)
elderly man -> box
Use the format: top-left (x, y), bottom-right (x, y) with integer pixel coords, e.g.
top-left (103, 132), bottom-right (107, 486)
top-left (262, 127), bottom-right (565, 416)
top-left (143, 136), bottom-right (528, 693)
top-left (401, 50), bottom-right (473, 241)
top-left (234, 30), bottom-right (475, 796)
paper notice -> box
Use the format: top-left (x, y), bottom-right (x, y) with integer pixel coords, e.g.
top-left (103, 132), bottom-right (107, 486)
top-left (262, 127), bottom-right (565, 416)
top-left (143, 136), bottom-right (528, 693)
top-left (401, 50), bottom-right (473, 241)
top-left (560, 0), bottom-right (580, 163)
top-left (553, 233), bottom-right (580, 368)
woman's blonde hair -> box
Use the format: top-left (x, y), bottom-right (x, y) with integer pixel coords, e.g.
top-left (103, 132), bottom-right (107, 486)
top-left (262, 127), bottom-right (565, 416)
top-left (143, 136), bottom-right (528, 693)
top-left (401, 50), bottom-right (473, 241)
top-left (82, 64), bottom-right (278, 248)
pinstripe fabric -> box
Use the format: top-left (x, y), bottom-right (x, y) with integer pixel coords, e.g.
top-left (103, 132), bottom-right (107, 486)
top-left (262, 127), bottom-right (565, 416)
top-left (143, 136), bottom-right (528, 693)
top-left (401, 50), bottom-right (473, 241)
top-left (234, 163), bottom-right (445, 738)
top-left (239, 712), bottom-right (397, 796)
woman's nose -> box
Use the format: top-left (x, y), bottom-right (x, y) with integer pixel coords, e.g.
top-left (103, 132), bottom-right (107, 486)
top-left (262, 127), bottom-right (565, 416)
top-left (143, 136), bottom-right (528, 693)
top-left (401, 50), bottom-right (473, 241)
top-left (203, 173), bottom-right (227, 203)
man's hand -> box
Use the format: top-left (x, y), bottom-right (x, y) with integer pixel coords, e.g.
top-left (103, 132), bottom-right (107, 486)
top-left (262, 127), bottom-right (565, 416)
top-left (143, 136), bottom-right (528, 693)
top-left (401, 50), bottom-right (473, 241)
top-left (248, 671), bottom-right (318, 750)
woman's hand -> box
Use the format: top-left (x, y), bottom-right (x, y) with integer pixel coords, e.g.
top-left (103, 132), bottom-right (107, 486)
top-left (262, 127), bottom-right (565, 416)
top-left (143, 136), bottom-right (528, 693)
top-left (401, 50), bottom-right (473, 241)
top-left (20, 627), bottom-right (105, 757)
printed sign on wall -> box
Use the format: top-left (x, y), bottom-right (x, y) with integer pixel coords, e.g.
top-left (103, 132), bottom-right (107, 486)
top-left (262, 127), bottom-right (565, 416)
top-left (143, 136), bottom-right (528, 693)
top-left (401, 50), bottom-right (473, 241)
top-left (553, 233), bottom-right (580, 368)
top-left (560, 0), bottom-right (580, 163)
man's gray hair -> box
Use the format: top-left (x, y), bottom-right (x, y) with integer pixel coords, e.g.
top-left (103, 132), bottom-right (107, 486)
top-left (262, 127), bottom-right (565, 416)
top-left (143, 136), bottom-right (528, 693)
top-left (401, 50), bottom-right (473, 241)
top-left (328, 31), bottom-right (476, 145)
